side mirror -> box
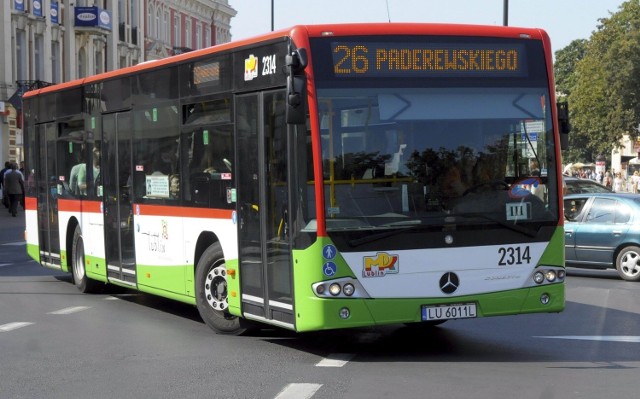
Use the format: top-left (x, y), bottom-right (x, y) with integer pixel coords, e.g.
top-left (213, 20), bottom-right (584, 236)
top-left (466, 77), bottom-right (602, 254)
top-left (286, 48), bottom-right (308, 125)
top-left (557, 102), bottom-right (570, 150)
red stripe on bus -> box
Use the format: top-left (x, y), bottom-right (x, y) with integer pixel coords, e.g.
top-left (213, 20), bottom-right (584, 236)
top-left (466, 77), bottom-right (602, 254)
top-left (24, 196), bottom-right (37, 211)
top-left (136, 204), bottom-right (234, 219)
top-left (58, 199), bottom-right (102, 213)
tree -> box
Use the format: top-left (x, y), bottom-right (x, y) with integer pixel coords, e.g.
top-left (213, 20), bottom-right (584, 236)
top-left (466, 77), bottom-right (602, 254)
top-left (554, 39), bottom-right (587, 97)
top-left (565, 1), bottom-right (640, 162)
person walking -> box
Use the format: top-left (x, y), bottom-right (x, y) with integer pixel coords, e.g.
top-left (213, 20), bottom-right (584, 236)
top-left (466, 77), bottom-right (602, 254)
top-left (4, 163), bottom-right (25, 217)
top-left (0, 161), bottom-right (10, 208)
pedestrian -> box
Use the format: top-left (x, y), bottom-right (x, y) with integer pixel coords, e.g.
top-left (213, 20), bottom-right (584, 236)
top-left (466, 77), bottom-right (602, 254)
top-left (0, 161), bottom-right (10, 208)
top-left (612, 171), bottom-right (625, 192)
top-left (4, 163), bottom-right (25, 217)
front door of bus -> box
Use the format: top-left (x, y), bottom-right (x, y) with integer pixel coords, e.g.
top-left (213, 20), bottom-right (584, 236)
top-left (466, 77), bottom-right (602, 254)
top-left (35, 122), bottom-right (61, 268)
top-left (102, 112), bottom-right (137, 286)
top-left (236, 90), bottom-right (294, 328)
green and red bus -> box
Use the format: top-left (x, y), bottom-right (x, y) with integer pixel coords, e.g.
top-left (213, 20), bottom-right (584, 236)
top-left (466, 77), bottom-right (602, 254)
top-left (22, 23), bottom-right (567, 335)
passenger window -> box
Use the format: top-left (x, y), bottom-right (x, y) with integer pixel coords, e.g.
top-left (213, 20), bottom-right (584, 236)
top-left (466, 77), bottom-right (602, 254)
top-left (586, 198), bottom-right (615, 224)
top-left (615, 202), bottom-right (632, 223)
top-left (564, 198), bottom-right (587, 221)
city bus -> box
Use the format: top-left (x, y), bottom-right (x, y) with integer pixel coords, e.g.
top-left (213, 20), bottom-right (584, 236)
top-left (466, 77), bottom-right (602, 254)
top-left (22, 23), bottom-right (567, 335)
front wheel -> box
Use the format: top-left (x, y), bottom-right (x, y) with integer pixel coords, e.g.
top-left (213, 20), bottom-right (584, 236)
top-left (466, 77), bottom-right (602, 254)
top-left (616, 246), bottom-right (640, 281)
top-left (195, 243), bottom-right (247, 335)
top-left (71, 225), bottom-right (101, 293)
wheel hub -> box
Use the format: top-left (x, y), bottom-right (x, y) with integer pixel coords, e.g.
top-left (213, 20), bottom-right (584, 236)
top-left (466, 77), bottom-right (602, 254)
top-left (204, 265), bottom-right (228, 311)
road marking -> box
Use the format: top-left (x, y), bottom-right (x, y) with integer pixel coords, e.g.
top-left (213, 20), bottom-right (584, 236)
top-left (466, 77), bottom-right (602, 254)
top-left (536, 336), bottom-right (640, 343)
top-left (274, 383), bottom-right (322, 399)
top-left (0, 322), bottom-right (34, 332)
top-left (0, 263), bottom-right (12, 268)
top-left (0, 241), bottom-right (26, 246)
top-left (48, 306), bottom-right (91, 315)
top-left (316, 353), bottom-right (354, 367)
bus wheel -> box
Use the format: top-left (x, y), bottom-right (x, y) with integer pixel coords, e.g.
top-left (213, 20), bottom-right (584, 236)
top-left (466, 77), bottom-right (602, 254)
top-left (195, 243), bottom-right (246, 335)
top-left (71, 225), bottom-right (100, 293)
top-left (616, 245), bottom-right (640, 281)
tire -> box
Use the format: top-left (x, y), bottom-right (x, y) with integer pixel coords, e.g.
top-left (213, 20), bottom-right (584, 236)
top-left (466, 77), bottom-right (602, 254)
top-left (195, 243), bottom-right (247, 335)
top-left (615, 246), bottom-right (640, 281)
top-left (71, 225), bottom-right (101, 293)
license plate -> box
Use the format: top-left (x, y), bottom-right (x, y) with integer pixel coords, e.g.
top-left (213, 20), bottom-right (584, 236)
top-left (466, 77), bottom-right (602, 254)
top-left (422, 303), bottom-right (477, 321)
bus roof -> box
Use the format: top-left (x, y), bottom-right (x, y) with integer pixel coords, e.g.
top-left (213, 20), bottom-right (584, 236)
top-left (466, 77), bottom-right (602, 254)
top-left (23, 22), bottom-right (548, 99)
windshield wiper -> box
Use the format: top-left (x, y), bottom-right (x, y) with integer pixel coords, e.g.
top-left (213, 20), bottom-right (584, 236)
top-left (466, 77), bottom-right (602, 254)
top-left (347, 224), bottom-right (423, 247)
top-left (450, 212), bottom-right (538, 237)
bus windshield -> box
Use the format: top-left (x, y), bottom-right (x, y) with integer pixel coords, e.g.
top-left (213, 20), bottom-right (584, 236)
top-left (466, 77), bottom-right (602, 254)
top-left (310, 36), bottom-right (559, 234)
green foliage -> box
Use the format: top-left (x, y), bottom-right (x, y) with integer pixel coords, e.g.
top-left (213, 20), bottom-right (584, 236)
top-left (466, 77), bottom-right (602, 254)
top-left (554, 1), bottom-right (640, 163)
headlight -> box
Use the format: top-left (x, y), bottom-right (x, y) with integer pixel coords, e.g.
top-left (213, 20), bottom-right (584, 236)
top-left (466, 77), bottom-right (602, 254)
top-left (343, 283), bottom-right (355, 296)
top-left (329, 283), bottom-right (341, 296)
top-left (533, 271), bottom-right (545, 284)
top-left (545, 270), bottom-right (557, 282)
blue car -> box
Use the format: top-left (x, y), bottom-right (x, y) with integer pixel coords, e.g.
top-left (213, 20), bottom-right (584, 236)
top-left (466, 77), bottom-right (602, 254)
top-left (564, 192), bottom-right (640, 281)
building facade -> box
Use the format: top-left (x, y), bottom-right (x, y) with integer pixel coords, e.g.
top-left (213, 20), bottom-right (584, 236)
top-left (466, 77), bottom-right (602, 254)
top-left (0, 0), bottom-right (236, 166)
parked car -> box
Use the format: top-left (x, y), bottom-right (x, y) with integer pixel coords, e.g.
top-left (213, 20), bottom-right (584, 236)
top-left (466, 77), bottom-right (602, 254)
top-left (563, 176), bottom-right (611, 194)
top-left (564, 192), bottom-right (640, 281)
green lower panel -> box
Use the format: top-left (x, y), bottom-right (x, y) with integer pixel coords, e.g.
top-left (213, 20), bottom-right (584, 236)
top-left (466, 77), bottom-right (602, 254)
top-left (136, 263), bottom-right (190, 296)
top-left (294, 283), bottom-right (565, 332)
top-left (26, 243), bottom-right (39, 262)
top-left (85, 254), bottom-right (107, 282)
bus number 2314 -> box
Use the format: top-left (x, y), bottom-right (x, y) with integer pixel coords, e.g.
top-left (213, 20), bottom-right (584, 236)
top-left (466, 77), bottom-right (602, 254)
top-left (498, 246), bottom-right (531, 266)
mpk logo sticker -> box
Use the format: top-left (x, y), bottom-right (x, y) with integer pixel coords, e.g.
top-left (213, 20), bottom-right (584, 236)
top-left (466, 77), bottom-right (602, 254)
top-left (363, 252), bottom-right (399, 277)
top-left (244, 55), bottom-right (258, 81)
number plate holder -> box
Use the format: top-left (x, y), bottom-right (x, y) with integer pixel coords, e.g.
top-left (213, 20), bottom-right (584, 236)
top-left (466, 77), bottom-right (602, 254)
top-left (421, 303), bottom-right (477, 321)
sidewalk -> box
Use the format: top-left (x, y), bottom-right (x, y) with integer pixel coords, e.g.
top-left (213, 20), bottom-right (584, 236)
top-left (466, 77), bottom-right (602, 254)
top-left (0, 202), bottom-right (26, 244)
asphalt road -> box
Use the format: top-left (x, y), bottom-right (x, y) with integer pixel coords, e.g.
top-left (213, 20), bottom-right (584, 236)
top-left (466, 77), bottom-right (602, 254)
top-left (1, 211), bottom-right (639, 398)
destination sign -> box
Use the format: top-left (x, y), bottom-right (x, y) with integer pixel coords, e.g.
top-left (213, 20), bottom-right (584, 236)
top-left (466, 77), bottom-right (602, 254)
top-left (331, 42), bottom-right (526, 78)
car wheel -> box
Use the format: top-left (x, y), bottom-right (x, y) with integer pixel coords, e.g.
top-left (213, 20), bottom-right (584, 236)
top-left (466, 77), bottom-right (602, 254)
top-left (195, 243), bottom-right (247, 335)
top-left (615, 246), bottom-right (640, 281)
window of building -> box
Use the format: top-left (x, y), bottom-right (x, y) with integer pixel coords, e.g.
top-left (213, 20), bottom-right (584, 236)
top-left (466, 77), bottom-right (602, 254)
top-left (185, 19), bottom-right (192, 48)
top-left (163, 10), bottom-right (169, 42)
top-left (34, 35), bottom-right (44, 80)
top-left (205, 27), bottom-right (211, 47)
top-left (155, 8), bottom-right (161, 40)
top-left (147, 3), bottom-right (153, 36)
top-left (16, 29), bottom-right (26, 80)
top-left (196, 23), bottom-right (201, 49)
top-left (78, 47), bottom-right (87, 79)
top-left (174, 14), bottom-right (180, 46)
top-left (51, 41), bottom-right (60, 83)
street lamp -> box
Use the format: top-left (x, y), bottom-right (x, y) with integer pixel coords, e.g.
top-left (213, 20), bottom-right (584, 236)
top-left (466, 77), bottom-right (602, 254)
top-left (271, 0), bottom-right (274, 31)
top-left (503, 0), bottom-right (509, 26)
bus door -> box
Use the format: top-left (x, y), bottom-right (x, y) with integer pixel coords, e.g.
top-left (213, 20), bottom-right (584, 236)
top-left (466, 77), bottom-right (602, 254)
top-left (35, 122), bottom-right (61, 268)
top-left (236, 90), bottom-right (294, 328)
top-left (102, 112), bottom-right (137, 287)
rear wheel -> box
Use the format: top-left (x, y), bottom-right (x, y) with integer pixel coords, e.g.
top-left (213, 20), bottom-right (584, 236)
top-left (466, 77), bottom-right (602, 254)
top-left (195, 243), bottom-right (247, 335)
top-left (616, 246), bottom-right (640, 281)
top-left (71, 225), bottom-right (101, 293)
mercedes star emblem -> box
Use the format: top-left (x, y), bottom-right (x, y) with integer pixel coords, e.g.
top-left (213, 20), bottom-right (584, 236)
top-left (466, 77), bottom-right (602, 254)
top-left (439, 272), bottom-right (460, 294)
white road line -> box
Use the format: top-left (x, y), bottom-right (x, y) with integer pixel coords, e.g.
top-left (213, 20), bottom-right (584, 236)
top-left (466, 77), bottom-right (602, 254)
top-left (274, 383), bottom-right (322, 399)
top-left (0, 263), bottom-right (12, 268)
top-left (316, 353), bottom-right (355, 367)
top-left (535, 336), bottom-right (640, 343)
top-left (48, 306), bottom-right (91, 315)
top-left (0, 322), bottom-right (34, 332)
top-left (1, 241), bottom-right (26, 246)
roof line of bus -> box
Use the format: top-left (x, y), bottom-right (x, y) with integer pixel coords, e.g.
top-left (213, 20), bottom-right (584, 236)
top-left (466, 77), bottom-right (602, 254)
top-left (22, 22), bottom-right (547, 99)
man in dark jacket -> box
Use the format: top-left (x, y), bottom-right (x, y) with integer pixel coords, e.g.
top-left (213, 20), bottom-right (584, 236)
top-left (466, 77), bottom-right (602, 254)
top-left (0, 161), bottom-right (10, 208)
top-left (4, 163), bottom-right (25, 217)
